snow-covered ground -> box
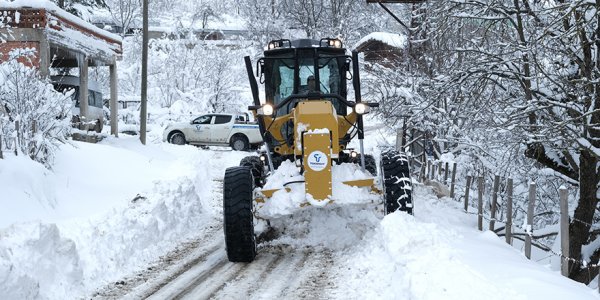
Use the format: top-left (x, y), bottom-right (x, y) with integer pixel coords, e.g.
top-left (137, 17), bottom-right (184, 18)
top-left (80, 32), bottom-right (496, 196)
top-left (0, 132), bottom-right (598, 299)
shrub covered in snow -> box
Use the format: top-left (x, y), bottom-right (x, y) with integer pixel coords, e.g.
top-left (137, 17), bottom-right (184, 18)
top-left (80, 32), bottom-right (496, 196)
top-left (0, 49), bottom-right (72, 167)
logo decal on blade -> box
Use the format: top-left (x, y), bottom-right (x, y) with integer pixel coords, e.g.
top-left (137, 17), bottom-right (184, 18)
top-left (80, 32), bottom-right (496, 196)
top-left (307, 151), bottom-right (327, 171)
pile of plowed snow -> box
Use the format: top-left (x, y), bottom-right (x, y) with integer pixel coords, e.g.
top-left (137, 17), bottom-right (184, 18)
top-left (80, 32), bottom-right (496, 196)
top-left (330, 185), bottom-right (599, 300)
top-left (0, 136), bottom-right (247, 299)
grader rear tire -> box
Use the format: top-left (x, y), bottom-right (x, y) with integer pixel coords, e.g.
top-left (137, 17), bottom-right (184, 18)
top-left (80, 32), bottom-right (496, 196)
top-left (350, 154), bottom-right (377, 176)
top-left (240, 156), bottom-right (264, 187)
top-left (381, 150), bottom-right (413, 215)
top-left (223, 166), bottom-right (256, 262)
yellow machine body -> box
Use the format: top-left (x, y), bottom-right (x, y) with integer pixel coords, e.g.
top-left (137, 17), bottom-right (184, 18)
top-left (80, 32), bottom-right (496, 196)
top-left (260, 103), bottom-right (357, 156)
top-left (254, 101), bottom-right (378, 203)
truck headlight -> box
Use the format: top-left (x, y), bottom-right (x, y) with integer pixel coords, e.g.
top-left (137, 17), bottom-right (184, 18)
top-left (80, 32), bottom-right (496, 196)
top-left (260, 104), bottom-right (274, 116)
top-left (354, 103), bottom-right (369, 115)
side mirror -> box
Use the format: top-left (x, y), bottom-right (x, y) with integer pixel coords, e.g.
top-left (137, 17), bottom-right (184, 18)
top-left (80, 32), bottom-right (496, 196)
top-left (257, 59), bottom-right (265, 84)
top-left (345, 59), bottom-right (353, 80)
top-left (256, 59), bottom-right (264, 77)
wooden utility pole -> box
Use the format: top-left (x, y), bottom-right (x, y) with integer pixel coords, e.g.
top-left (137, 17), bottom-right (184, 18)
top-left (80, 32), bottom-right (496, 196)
top-left (478, 176), bottom-right (484, 231)
top-left (140, 0), bottom-right (148, 145)
top-left (110, 63), bottom-right (119, 137)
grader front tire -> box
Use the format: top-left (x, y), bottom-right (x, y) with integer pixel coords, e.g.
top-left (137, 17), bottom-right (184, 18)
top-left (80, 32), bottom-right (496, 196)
top-left (223, 166), bottom-right (256, 262)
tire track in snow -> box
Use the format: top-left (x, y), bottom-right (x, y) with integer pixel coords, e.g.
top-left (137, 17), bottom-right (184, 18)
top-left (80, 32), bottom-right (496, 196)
top-left (91, 223), bottom-right (223, 299)
top-left (161, 246), bottom-right (334, 300)
top-left (180, 252), bottom-right (283, 299)
top-left (121, 231), bottom-right (224, 299)
top-left (286, 251), bottom-right (335, 299)
top-left (145, 246), bottom-right (231, 299)
top-left (141, 243), bottom-right (337, 300)
top-left (248, 248), bottom-right (312, 299)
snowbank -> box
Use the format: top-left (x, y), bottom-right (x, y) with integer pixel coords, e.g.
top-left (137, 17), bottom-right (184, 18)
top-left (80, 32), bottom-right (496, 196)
top-left (0, 136), bottom-right (245, 299)
top-left (331, 185), bottom-right (599, 299)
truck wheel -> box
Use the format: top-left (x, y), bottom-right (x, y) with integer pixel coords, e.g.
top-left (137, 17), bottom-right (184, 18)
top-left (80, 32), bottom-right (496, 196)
top-left (381, 150), bottom-right (413, 215)
top-left (230, 135), bottom-right (249, 151)
top-left (169, 132), bottom-right (186, 145)
top-left (223, 166), bottom-right (256, 262)
top-left (240, 156), bottom-right (264, 187)
top-left (351, 154), bottom-right (377, 175)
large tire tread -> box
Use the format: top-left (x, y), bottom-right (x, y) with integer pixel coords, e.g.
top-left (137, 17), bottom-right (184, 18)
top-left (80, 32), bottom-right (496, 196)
top-left (350, 154), bottom-right (377, 175)
top-left (381, 150), bottom-right (413, 215)
top-left (223, 166), bottom-right (256, 262)
top-left (240, 156), bottom-right (264, 187)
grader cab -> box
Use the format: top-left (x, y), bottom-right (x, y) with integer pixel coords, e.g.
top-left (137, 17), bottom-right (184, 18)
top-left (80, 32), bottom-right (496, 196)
top-left (223, 38), bottom-right (413, 262)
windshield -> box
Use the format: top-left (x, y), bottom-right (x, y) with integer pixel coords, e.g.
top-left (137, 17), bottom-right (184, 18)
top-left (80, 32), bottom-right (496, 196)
top-left (264, 49), bottom-right (348, 115)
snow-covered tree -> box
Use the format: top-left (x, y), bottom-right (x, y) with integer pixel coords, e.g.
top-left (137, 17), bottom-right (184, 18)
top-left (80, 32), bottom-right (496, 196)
top-left (392, 0), bottom-right (600, 283)
top-left (104, 0), bottom-right (140, 36)
top-left (0, 49), bottom-right (72, 167)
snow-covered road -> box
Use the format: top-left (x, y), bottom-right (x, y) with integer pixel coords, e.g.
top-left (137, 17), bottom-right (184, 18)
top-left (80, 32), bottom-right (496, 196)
top-left (142, 244), bottom-right (334, 299)
top-left (1, 136), bottom-right (598, 299)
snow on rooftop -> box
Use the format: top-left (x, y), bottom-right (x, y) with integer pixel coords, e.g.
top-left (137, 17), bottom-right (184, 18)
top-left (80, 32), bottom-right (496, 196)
top-left (354, 31), bottom-right (408, 50)
top-left (0, 0), bottom-right (122, 43)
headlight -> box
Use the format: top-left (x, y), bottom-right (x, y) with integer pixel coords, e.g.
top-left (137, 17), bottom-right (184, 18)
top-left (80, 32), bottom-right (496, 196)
top-left (327, 39), bottom-right (342, 48)
top-left (260, 104), bottom-right (274, 116)
top-left (354, 103), bottom-right (369, 115)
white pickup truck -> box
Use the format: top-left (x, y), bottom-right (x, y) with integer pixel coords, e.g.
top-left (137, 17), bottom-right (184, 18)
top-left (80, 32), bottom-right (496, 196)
top-left (163, 113), bottom-right (263, 151)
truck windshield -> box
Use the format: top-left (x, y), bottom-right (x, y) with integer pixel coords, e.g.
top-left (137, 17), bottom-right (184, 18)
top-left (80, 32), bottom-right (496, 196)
top-left (264, 51), bottom-right (347, 115)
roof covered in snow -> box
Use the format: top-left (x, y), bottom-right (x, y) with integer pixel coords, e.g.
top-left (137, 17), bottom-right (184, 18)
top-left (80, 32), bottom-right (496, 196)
top-left (0, 0), bottom-right (122, 63)
top-left (353, 32), bottom-right (408, 50)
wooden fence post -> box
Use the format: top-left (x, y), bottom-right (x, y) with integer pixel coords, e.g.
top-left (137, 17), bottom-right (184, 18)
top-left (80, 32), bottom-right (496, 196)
top-left (432, 162), bottom-right (437, 180)
top-left (444, 162), bottom-right (449, 184)
top-left (464, 175), bottom-right (472, 212)
top-left (30, 120), bottom-right (37, 159)
top-left (560, 187), bottom-right (569, 276)
top-left (478, 176), bottom-right (484, 231)
top-left (14, 120), bottom-right (19, 156)
top-left (450, 162), bottom-right (457, 198)
top-left (489, 174), bottom-right (500, 231)
top-left (505, 178), bottom-right (513, 245)
top-left (525, 182), bottom-right (536, 259)
top-left (421, 150), bottom-right (426, 181)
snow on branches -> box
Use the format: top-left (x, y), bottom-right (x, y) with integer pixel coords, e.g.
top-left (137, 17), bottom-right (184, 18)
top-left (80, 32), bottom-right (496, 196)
top-left (0, 49), bottom-right (72, 167)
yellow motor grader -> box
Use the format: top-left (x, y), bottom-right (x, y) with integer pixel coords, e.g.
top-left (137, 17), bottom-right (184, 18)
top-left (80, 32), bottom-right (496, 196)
top-left (223, 38), bottom-right (413, 262)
